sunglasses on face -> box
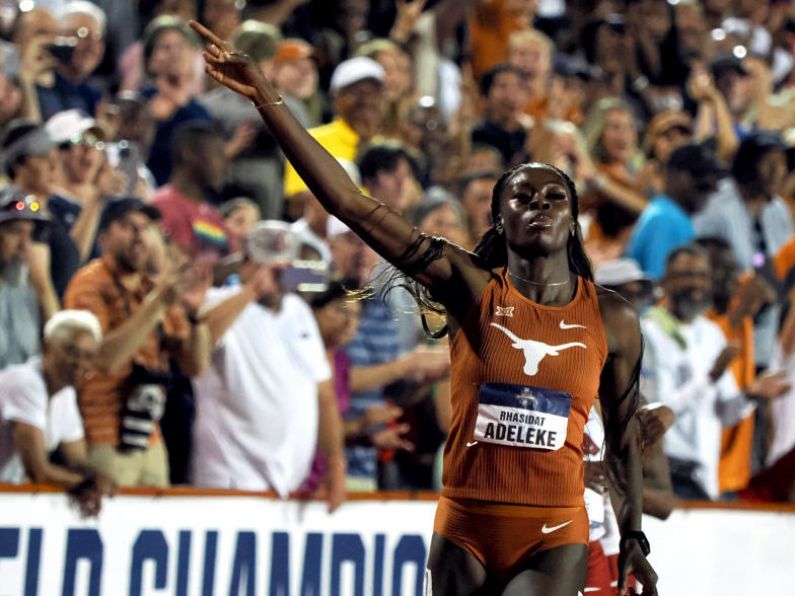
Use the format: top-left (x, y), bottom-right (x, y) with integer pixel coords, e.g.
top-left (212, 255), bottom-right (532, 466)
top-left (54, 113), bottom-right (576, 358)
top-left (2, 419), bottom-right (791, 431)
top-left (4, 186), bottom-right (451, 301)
top-left (58, 134), bottom-right (105, 151)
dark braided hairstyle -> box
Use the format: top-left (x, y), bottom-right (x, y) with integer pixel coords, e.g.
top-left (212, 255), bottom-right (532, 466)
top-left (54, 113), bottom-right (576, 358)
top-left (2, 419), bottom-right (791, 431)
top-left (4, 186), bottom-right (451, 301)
top-left (377, 162), bottom-right (594, 337)
top-left (472, 162), bottom-right (594, 281)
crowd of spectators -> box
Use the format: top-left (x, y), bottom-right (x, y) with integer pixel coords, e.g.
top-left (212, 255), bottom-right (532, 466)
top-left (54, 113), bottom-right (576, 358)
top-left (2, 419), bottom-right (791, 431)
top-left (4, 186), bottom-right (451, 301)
top-left (1, 0), bottom-right (795, 516)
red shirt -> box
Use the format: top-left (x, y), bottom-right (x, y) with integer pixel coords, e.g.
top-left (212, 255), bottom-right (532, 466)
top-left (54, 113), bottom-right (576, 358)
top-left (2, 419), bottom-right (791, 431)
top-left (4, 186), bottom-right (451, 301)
top-left (150, 185), bottom-right (237, 260)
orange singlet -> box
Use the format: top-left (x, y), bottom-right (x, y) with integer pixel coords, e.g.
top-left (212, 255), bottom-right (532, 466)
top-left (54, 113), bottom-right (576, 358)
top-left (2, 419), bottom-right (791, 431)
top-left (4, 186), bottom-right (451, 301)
top-left (435, 269), bottom-right (608, 577)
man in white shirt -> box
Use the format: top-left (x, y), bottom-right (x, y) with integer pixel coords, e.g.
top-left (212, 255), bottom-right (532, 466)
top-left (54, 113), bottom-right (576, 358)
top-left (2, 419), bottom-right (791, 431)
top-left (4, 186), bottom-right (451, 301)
top-left (190, 223), bottom-right (346, 511)
top-left (0, 310), bottom-right (115, 516)
top-left (641, 245), bottom-right (754, 500)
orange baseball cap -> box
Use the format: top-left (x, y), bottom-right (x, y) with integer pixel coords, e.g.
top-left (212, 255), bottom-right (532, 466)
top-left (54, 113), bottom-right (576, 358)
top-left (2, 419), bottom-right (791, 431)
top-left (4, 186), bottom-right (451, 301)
top-left (274, 39), bottom-right (314, 65)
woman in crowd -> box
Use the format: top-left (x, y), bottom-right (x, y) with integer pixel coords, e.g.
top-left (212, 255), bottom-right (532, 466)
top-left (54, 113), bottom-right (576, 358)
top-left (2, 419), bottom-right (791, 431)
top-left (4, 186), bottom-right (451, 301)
top-left (582, 97), bottom-right (648, 264)
top-left (190, 21), bottom-right (657, 595)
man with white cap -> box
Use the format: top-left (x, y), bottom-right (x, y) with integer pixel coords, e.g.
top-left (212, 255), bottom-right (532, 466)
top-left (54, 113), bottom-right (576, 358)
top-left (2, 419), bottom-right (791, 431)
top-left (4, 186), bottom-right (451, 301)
top-left (190, 222), bottom-right (346, 511)
top-left (45, 109), bottom-right (127, 261)
top-left (283, 55), bottom-right (386, 207)
top-left (594, 257), bottom-right (655, 314)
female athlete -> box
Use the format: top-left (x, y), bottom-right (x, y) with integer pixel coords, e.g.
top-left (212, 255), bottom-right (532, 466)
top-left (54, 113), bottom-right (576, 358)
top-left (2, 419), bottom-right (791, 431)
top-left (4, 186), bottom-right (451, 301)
top-left (190, 21), bottom-right (657, 596)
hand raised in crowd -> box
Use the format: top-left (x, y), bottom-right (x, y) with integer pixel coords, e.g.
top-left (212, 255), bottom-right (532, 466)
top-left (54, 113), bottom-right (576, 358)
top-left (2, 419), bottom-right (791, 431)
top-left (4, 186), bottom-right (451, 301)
top-left (403, 344), bottom-right (451, 384)
top-left (637, 404), bottom-right (676, 447)
top-left (748, 371), bottom-right (791, 401)
top-left (94, 156), bottom-right (128, 201)
top-left (709, 342), bottom-right (741, 383)
top-left (18, 34), bottom-right (57, 86)
top-left (190, 21), bottom-right (272, 102)
top-left (732, 275), bottom-right (777, 324)
top-left (391, 0), bottom-right (428, 43)
top-left (362, 403), bottom-right (404, 428)
top-left (180, 261), bottom-right (214, 315)
top-left (224, 121), bottom-right (258, 160)
top-left (67, 474), bottom-right (118, 518)
top-left (687, 65), bottom-right (719, 103)
top-left (371, 423), bottom-right (414, 451)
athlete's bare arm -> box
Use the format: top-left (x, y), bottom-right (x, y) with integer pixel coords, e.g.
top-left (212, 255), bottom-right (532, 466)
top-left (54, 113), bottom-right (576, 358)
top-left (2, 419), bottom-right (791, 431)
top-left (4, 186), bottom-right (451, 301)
top-left (597, 289), bottom-right (658, 595)
top-left (189, 21), bottom-right (490, 321)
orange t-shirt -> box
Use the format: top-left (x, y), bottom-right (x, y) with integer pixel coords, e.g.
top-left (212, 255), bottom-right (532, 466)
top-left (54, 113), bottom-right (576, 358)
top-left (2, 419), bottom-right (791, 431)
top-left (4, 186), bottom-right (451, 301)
top-left (63, 258), bottom-right (188, 447)
top-left (707, 306), bottom-right (755, 493)
top-left (773, 236), bottom-right (795, 283)
top-left (469, 0), bottom-right (532, 79)
top-left (442, 271), bottom-right (608, 506)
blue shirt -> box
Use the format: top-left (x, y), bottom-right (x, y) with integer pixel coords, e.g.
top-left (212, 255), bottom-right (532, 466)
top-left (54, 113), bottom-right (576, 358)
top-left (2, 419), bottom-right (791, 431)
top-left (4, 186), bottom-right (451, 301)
top-left (140, 87), bottom-right (212, 186)
top-left (627, 195), bottom-right (694, 280)
top-left (344, 295), bottom-right (400, 480)
top-left (37, 73), bottom-right (101, 121)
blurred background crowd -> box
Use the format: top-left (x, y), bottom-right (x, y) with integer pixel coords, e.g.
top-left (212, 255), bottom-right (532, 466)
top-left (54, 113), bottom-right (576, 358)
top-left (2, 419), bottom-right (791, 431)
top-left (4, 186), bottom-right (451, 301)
top-left (1, 0), bottom-right (795, 517)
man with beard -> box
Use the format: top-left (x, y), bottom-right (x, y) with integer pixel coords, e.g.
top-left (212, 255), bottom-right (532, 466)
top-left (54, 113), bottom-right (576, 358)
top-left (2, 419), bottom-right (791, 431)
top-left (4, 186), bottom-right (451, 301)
top-left (150, 122), bottom-right (237, 261)
top-left (63, 198), bottom-right (211, 486)
top-left (640, 245), bottom-right (761, 500)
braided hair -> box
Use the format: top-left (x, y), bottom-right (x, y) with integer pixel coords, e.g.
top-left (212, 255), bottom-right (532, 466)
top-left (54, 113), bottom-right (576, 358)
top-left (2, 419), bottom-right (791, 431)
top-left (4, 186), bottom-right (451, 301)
top-left (379, 162), bottom-right (594, 337)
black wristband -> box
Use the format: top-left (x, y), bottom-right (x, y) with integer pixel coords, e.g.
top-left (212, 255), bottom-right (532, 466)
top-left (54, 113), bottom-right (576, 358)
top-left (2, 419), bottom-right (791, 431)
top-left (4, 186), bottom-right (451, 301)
top-left (622, 530), bottom-right (651, 556)
top-left (185, 310), bottom-right (202, 326)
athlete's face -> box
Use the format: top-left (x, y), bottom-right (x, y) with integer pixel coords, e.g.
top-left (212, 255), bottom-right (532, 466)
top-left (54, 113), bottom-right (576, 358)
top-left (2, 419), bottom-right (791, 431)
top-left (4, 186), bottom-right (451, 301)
top-left (499, 166), bottom-right (574, 256)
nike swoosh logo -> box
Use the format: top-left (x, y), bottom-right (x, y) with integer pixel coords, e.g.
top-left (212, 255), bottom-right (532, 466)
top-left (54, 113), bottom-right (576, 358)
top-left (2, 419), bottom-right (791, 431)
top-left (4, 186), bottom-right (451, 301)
top-left (560, 320), bottom-right (586, 330)
top-left (466, 441), bottom-right (479, 447)
top-left (541, 520), bottom-right (573, 534)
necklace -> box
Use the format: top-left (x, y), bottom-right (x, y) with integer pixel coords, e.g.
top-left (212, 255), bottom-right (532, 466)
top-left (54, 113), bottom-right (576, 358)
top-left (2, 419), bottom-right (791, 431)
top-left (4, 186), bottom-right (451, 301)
top-left (508, 270), bottom-right (570, 287)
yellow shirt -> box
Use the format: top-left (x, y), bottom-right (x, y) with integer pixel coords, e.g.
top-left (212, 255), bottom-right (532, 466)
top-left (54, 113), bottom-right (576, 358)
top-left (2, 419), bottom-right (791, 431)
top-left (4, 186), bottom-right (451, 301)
top-left (284, 118), bottom-right (360, 199)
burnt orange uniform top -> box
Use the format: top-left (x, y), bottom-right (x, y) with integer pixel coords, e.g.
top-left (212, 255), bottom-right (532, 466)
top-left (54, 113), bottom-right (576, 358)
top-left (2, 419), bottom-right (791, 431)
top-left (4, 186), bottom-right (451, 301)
top-left (442, 270), bottom-right (608, 507)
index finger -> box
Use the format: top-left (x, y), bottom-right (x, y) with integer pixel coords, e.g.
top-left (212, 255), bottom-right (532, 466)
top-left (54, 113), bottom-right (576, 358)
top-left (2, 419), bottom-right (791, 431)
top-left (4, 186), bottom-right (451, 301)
top-left (189, 20), bottom-right (226, 48)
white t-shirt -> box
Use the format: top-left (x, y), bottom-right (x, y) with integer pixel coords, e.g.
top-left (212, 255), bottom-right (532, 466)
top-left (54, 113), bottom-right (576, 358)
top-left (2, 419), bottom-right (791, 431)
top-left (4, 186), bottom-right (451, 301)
top-left (767, 347), bottom-right (795, 466)
top-left (191, 288), bottom-right (331, 495)
top-left (641, 314), bottom-right (753, 499)
top-left (0, 357), bottom-right (84, 483)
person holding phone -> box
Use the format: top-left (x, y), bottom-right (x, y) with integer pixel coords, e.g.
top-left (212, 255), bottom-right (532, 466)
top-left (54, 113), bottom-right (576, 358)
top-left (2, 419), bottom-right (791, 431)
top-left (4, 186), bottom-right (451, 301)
top-left (188, 21), bottom-right (657, 595)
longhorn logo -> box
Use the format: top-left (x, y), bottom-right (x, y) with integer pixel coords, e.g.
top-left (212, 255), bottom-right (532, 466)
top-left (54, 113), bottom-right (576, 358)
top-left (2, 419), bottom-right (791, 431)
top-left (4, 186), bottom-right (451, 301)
top-left (490, 323), bottom-right (586, 376)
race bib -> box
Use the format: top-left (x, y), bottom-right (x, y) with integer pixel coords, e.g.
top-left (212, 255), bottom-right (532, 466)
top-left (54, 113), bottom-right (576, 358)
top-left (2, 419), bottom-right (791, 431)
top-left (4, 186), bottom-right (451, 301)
top-left (473, 383), bottom-right (571, 450)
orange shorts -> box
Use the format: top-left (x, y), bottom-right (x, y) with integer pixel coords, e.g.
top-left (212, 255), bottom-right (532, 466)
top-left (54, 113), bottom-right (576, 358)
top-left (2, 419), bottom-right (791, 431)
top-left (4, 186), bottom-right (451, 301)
top-left (433, 495), bottom-right (589, 580)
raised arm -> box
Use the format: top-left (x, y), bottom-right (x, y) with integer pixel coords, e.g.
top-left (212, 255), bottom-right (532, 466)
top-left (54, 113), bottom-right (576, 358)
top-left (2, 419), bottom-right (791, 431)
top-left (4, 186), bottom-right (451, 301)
top-left (598, 290), bottom-right (658, 595)
top-left (188, 22), bottom-right (486, 309)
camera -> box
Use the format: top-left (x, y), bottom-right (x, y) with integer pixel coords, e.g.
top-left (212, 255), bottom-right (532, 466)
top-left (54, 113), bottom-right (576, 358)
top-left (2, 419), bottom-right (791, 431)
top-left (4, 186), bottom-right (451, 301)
top-left (46, 37), bottom-right (77, 64)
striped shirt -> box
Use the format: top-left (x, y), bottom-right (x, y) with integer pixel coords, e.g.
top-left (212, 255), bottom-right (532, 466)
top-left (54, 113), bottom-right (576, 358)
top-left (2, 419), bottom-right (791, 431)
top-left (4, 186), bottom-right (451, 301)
top-left (63, 258), bottom-right (188, 447)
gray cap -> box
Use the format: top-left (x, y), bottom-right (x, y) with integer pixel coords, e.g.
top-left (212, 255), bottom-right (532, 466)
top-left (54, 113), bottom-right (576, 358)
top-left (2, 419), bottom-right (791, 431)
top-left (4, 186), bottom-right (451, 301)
top-left (1, 126), bottom-right (54, 170)
top-left (595, 258), bottom-right (651, 286)
top-left (0, 186), bottom-right (50, 226)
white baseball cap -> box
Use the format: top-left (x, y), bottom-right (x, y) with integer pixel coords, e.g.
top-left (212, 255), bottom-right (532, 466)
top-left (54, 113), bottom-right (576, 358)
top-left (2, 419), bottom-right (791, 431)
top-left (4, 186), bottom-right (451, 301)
top-left (45, 109), bottom-right (105, 144)
top-left (326, 216), bottom-right (353, 239)
top-left (594, 258), bottom-right (651, 287)
top-left (329, 56), bottom-right (385, 94)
